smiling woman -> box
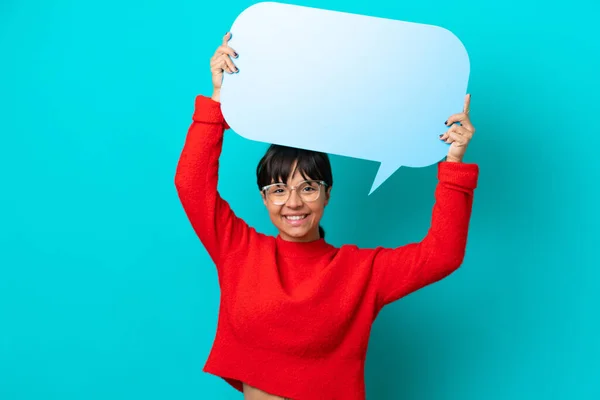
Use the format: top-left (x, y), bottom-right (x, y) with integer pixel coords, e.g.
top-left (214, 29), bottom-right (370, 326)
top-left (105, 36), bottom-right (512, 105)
top-left (256, 143), bottom-right (333, 243)
top-left (173, 32), bottom-right (479, 399)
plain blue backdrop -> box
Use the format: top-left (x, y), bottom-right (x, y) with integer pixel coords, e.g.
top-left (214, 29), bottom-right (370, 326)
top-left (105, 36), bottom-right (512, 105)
top-left (1, 0), bottom-right (598, 399)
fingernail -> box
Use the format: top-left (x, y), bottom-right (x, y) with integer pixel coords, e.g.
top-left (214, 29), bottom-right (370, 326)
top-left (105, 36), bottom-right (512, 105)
top-left (234, 52), bottom-right (238, 57)
top-left (439, 134), bottom-right (444, 137)
top-left (444, 120), bottom-right (448, 125)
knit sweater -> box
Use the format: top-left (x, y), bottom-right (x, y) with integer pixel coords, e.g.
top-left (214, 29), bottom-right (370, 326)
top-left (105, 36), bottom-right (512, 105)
top-left (174, 95), bottom-right (479, 399)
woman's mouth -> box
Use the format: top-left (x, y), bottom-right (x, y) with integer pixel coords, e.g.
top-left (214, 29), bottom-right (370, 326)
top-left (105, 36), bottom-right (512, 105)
top-left (283, 214), bottom-right (308, 226)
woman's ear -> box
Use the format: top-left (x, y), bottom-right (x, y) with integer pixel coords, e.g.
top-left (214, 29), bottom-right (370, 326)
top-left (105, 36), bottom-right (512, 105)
top-left (324, 186), bottom-right (332, 205)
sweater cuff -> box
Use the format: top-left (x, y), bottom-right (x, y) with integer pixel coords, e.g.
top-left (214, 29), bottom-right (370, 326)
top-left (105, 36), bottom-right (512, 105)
top-left (192, 95), bottom-right (230, 129)
top-left (438, 161), bottom-right (479, 189)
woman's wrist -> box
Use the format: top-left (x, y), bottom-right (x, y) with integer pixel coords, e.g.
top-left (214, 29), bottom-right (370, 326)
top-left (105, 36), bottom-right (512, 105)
top-left (211, 88), bottom-right (221, 103)
top-left (445, 156), bottom-right (463, 163)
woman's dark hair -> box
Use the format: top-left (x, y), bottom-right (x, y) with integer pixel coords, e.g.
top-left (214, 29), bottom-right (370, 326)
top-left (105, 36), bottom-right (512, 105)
top-left (256, 144), bottom-right (333, 239)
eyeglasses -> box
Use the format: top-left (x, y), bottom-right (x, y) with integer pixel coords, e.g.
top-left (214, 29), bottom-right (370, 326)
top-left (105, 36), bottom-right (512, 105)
top-left (261, 180), bottom-right (328, 206)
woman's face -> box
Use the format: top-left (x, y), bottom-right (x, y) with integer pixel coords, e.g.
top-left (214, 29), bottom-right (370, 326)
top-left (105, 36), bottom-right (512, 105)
top-left (261, 163), bottom-right (331, 242)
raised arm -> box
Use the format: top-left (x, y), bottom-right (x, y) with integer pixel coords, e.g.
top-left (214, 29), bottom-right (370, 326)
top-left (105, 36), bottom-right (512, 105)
top-left (174, 95), bottom-right (254, 266)
top-left (372, 94), bottom-right (479, 308)
top-left (371, 161), bottom-right (479, 307)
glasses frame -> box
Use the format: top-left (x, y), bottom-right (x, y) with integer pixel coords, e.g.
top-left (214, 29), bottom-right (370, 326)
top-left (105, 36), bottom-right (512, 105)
top-left (261, 180), bottom-right (328, 205)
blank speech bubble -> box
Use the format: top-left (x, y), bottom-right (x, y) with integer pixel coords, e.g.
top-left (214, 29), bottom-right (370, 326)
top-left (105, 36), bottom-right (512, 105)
top-left (220, 2), bottom-right (470, 194)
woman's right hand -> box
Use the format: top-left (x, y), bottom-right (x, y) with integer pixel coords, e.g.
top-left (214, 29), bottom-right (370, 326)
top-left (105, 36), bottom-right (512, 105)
top-left (210, 32), bottom-right (238, 102)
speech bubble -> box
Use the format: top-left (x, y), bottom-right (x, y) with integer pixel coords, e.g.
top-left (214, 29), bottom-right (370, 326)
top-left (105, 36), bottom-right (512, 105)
top-left (220, 2), bottom-right (470, 194)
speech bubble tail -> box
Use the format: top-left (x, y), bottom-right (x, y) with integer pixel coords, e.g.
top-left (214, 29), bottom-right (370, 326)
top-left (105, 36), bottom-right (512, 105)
top-left (369, 162), bottom-right (400, 195)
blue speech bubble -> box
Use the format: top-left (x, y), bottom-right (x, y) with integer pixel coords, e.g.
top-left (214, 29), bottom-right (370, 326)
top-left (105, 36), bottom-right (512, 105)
top-left (220, 2), bottom-right (470, 194)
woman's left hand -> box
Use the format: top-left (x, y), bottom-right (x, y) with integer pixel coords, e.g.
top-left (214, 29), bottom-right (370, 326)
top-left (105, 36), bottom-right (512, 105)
top-left (440, 94), bottom-right (475, 163)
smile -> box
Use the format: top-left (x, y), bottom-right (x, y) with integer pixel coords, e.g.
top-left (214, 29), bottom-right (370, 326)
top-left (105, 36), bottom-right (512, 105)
top-left (284, 215), bottom-right (308, 221)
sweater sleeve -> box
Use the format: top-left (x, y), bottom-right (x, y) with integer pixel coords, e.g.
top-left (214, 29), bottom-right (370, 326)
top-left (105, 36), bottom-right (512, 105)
top-left (372, 161), bottom-right (479, 308)
top-left (174, 95), bottom-right (254, 266)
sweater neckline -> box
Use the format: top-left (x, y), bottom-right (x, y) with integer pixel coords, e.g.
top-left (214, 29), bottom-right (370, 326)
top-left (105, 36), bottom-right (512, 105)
top-left (275, 235), bottom-right (335, 258)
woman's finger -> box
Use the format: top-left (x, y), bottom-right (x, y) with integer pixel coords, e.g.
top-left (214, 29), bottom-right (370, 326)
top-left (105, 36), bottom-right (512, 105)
top-left (211, 32), bottom-right (238, 62)
top-left (210, 55), bottom-right (225, 73)
top-left (445, 113), bottom-right (475, 133)
top-left (440, 124), bottom-right (460, 140)
top-left (221, 32), bottom-right (238, 58)
top-left (463, 93), bottom-right (471, 115)
top-left (215, 44), bottom-right (238, 59)
top-left (222, 32), bottom-right (232, 47)
top-left (222, 53), bottom-right (238, 73)
top-left (439, 128), bottom-right (454, 143)
top-left (451, 124), bottom-right (473, 139)
top-left (211, 46), bottom-right (237, 64)
top-left (445, 130), bottom-right (468, 145)
top-left (211, 53), bottom-right (237, 74)
top-left (445, 112), bottom-right (469, 126)
top-left (440, 124), bottom-right (472, 142)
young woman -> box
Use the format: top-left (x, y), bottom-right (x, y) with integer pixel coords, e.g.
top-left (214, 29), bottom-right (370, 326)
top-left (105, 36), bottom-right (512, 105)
top-left (174, 33), bottom-right (479, 400)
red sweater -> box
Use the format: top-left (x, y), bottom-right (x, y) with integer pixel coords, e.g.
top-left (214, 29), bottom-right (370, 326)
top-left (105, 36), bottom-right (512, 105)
top-left (174, 95), bottom-right (479, 400)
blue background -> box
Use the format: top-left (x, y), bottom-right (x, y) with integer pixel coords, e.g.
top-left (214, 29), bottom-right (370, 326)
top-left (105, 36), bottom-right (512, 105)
top-left (1, 0), bottom-right (598, 399)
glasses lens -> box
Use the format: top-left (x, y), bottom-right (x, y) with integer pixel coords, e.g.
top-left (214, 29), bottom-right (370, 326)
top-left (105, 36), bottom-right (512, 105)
top-left (298, 181), bottom-right (321, 202)
top-left (267, 184), bottom-right (289, 204)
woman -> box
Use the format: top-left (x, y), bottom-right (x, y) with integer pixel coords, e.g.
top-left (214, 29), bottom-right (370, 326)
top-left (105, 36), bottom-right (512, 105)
top-left (174, 32), bottom-right (479, 400)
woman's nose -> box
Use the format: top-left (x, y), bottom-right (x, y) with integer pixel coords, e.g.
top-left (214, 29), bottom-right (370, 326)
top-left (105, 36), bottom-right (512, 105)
top-left (286, 189), bottom-right (303, 207)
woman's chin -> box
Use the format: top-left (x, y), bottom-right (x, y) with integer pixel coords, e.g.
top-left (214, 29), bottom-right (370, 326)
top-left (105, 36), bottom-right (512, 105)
top-left (281, 226), bottom-right (321, 242)
top-left (284, 228), bottom-right (308, 238)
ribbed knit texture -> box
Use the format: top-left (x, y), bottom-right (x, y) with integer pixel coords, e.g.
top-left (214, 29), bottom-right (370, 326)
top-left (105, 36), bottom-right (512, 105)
top-left (174, 95), bottom-right (479, 399)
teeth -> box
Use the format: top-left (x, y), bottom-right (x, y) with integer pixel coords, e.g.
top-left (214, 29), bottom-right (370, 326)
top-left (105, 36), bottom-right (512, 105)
top-left (286, 215), bottom-right (306, 220)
